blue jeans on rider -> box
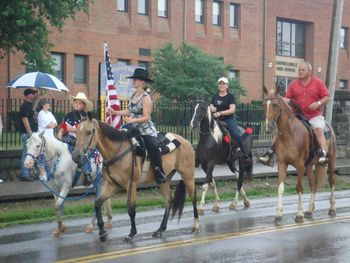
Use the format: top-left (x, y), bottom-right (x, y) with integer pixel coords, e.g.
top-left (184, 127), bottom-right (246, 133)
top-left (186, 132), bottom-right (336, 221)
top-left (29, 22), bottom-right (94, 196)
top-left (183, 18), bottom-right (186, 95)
top-left (37, 154), bottom-right (45, 169)
top-left (21, 133), bottom-right (31, 178)
top-left (67, 144), bottom-right (92, 175)
top-left (221, 116), bottom-right (246, 154)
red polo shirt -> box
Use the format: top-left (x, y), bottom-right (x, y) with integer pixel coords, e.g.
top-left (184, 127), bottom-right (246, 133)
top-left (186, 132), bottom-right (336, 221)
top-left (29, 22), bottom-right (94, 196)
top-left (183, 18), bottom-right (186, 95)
top-left (285, 76), bottom-right (330, 119)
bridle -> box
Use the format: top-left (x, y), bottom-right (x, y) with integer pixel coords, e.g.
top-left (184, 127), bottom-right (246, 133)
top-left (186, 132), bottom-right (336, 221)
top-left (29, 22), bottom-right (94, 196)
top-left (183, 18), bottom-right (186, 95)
top-left (25, 136), bottom-right (46, 161)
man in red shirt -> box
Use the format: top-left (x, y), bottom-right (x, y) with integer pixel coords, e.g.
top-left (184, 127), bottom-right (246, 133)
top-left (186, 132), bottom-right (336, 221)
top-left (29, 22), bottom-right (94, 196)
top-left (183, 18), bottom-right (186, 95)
top-left (259, 62), bottom-right (330, 166)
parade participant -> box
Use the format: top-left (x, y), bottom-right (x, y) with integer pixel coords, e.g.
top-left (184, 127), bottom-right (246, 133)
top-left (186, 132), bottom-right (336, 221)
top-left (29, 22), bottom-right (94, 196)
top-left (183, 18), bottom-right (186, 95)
top-left (210, 77), bottom-right (251, 162)
top-left (259, 62), bottom-right (330, 166)
top-left (19, 88), bottom-right (38, 182)
top-left (57, 92), bottom-right (93, 186)
top-left (108, 68), bottom-right (166, 184)
top-left (38, 99), bottom-right (57, 138)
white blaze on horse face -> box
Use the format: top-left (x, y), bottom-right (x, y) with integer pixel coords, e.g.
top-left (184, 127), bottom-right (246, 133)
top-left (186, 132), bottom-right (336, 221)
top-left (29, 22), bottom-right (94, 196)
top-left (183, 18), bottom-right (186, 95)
top-left (189, 103), bottom-right (199, 129)
top-left (265, 100), bottom-right (271, 131)
top-left (207, 106), bottom-right (222, 144)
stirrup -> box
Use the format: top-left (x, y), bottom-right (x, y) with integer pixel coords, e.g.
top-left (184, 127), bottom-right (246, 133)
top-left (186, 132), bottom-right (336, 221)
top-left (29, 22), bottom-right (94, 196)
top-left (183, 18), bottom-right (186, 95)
top-left (318, 156), bottom-right (328, 165)
top-left (258, 155), bottom-right (275, 167)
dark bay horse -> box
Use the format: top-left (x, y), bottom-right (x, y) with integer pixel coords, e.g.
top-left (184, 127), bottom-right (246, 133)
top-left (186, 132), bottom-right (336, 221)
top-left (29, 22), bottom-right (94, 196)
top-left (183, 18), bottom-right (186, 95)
top-left (263, 86), bottom-right (336, 223)
top-left (72, 115), bottom-right (200, 242)
top-left (189, 100), bottom-right (253, 213)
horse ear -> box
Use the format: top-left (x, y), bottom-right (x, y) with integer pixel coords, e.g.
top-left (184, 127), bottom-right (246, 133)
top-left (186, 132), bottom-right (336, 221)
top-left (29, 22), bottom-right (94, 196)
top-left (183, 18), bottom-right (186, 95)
top-left (263, 86), bottom-right (268, 95)
top-left (39, 131), bottom-right (45, 138)
top-left (275, 83), bottom-right (281, 94)
top-left (87, 111), bottom-right (92, 121)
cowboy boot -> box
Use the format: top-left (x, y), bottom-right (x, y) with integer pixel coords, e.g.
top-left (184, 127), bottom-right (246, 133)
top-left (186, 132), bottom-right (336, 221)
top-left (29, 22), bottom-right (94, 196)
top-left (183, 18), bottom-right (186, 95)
top-left (258, 149), bottom-right (275, 167)
top-left (154, 166), bottom-right (166, 184)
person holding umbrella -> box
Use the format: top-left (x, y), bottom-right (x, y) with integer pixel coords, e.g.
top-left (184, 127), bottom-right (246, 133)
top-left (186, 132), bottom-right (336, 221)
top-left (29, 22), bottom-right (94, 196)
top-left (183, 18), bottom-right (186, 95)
top-left (19, 88), bottom-right (39, 182)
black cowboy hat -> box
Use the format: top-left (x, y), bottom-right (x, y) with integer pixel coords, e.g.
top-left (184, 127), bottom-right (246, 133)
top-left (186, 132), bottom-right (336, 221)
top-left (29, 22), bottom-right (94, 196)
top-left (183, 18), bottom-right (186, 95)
top-left (127, 68), bottom-right (153, 82)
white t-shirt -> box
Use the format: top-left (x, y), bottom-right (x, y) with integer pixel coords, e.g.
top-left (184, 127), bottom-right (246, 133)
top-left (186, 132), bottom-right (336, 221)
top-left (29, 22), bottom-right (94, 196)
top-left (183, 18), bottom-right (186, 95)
top-left (38, 110), bottom-right (57, 138)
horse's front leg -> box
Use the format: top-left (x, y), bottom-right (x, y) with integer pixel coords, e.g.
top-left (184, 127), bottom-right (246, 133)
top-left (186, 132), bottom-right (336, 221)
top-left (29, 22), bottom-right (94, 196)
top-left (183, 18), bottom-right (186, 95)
top-left (229, 159), bottom-right (250, 210)
top-left (305, 165), bottom-right (316, 219)
top-left (295, 164), bottom-right (305, 223)
top-left (124, 183), bottom-right (137, 242)
top-left (86, 199), bottom-right (113, 234)
top-left (198, 162), bottom-right (210, 214)
top-left (52, 187), bottom-right (69, 237)
top-left (153, 182), bottom-right (172, 238)
top-left (275, 163), bottom-right (287, 224)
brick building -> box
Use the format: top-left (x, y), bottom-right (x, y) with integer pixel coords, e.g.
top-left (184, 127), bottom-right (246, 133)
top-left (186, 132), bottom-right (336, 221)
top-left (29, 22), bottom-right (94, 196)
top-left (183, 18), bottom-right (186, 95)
top-left (1, 0), bottom-right (350, 102)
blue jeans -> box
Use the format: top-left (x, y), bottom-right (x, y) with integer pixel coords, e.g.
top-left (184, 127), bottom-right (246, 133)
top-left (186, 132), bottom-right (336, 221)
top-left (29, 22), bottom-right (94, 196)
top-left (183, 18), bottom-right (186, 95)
top-left (222, 117), bottom-right (246, 154)
top-left (67, 144), bottom-right (92, 175)
top-left (21, 133), bottom-right (31, 177)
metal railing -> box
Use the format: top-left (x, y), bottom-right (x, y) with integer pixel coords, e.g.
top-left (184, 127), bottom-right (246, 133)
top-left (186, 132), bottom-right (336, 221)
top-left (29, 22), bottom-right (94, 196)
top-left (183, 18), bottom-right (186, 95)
top-left (0, 99), bottom-right (347, 150)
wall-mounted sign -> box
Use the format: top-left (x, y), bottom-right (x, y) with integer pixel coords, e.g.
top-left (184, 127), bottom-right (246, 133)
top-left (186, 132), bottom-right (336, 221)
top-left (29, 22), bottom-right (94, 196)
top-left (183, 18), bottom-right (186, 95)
top-left (275, 56), bottom-right (305, 78)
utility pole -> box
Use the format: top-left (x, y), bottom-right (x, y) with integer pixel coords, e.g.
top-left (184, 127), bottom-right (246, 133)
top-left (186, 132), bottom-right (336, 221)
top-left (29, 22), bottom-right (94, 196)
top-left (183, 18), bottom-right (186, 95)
top-left (326, 0), bottom-right (344, 123)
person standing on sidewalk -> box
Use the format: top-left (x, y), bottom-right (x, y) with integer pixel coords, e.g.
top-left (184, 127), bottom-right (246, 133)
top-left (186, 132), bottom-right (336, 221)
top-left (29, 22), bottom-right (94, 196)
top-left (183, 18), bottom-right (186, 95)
top-left (19, 88), bottom-right (38, 182)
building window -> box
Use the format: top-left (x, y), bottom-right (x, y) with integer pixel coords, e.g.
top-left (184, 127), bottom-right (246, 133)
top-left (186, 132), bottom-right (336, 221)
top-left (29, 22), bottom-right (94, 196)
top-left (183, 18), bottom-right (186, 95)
top-left (117, 0), bottom-right (128, 12)
top-left (138, 0), bottom-right (148, 15)
top-left (74, 55), bottom-right (87, 84)
top-left (139, 48), bottom-right (151, 56)
top-left (230, 3), bottom-right (239, 28)
top-left (51, 53), bottom-right (64, 81)
top-left (117, 59), bottom-right (130, 65)
top-left (276, 76), bottom-right (296, 96)
top-left (340, 27), bottom-right (347, 49)
top-left (276, 19), bottom-right (306, 58)
top-left (195, 0), bottom-right (204, 23)
top-left (138, 61), bottom-right (150, 70)
top-left (213, 1), bottom-right (221, 26)
top-left (339, 79), bottom-right (348, 89)
top-left (158, 0), bottom-right (168, 18)
top-left (229, 70), bottom-right (239, 79)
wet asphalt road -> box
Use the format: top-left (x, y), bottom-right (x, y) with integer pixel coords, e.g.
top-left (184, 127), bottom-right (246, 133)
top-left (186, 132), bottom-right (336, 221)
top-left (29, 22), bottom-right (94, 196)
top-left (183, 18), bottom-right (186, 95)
top-left (1, 190), bottom-right (350, 263)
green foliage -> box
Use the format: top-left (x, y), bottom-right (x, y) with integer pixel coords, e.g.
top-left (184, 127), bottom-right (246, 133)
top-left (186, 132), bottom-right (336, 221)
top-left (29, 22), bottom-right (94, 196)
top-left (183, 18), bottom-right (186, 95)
top-left (0, 0), bottom-right (91, 72)
top-left (151, 42), bottom-right (247, 102)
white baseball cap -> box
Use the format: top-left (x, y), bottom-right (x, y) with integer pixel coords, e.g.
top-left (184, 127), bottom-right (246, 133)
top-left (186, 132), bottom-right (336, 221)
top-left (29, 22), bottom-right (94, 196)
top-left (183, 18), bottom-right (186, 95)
top-left (217, 77), bottom-right (229, 84)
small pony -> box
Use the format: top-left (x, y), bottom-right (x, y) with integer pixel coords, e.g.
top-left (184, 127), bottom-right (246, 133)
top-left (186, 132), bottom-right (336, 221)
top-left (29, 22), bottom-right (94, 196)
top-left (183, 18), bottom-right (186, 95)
top-left (190, 100), bottom-right (253, 213)
top-left (24, 132), bottom-right (112, 237)
top-left (72, 115), bottom-right (200, 243)
top-left (263, 86), bottom-right (336, 223)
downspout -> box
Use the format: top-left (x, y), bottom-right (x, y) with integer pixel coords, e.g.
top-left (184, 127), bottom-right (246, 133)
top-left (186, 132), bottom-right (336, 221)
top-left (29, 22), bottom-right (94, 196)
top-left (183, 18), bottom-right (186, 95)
top-left (183, 0), bottom-right (187, 42)
top-left (262, 0), bottom-right (267, 96)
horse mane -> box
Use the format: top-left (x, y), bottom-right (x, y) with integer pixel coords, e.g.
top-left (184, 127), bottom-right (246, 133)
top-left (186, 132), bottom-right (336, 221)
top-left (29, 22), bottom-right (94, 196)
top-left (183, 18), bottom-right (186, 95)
top-left (97, 121), bottom-right (128, 141)
top-left (288, 99), bottom-right (304, 116)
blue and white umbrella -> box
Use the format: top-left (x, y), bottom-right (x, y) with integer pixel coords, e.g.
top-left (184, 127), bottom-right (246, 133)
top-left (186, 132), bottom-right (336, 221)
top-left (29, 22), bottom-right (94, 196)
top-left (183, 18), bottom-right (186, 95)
top-left (7, 72), bottom-right (69, 91)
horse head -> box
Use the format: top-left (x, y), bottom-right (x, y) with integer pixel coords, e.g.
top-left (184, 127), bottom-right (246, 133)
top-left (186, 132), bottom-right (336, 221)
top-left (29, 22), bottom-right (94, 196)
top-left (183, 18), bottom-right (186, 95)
top-left (72, 114), bottom-right (97, 164)
top-left (263, 86), bottom-right (283, 133)
top-left (189, 100), bottom-right (209, 130)
top-left (24, 131), bottom-right (45, 169)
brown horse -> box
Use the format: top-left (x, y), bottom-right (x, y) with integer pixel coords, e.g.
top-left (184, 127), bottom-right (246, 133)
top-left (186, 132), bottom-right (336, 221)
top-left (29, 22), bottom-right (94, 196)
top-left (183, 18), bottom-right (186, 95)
top-left (263, 86), bottom-right (336, 224)
top-left (72, 115), bottom-right (200, 242)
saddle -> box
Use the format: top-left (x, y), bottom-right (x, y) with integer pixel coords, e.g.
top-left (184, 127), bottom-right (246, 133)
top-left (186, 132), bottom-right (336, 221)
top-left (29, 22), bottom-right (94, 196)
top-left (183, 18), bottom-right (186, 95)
top-left (217, 121), bottom-right (252, 145)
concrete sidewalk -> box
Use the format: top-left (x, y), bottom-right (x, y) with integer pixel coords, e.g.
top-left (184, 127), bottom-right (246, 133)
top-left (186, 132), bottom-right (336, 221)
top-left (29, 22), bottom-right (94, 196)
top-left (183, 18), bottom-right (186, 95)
top-left (0, 159), bottom-right (349, 202)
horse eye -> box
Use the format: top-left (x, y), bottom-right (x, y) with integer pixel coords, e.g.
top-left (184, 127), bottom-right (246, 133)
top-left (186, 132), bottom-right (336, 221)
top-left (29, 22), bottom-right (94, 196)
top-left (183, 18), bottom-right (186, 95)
top-left (36, 145), bottom-right (40, 148)
top-left (86, 131), bottom-right (92, 136)
top-left (272, 103), bottom-right (278, 108)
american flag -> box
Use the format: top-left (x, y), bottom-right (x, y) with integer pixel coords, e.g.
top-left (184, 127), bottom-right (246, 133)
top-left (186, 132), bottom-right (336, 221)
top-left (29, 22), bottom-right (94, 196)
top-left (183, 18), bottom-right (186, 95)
top-left (104, 43), bottom-right (122, 129)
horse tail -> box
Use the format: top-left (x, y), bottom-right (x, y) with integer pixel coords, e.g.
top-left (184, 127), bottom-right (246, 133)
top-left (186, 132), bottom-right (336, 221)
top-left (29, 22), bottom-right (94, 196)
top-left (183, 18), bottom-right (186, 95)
top-left (171, 180), bottom-right (186, 221)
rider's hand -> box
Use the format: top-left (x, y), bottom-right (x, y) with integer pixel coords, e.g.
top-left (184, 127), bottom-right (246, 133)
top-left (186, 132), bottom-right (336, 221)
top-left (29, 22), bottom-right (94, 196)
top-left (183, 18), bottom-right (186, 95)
top-left (210, 105), bottom-right (217, 112)
top-left (125, 117), bottom-right (135, 123)
top-left (309, 102), bottom-right (320, 111)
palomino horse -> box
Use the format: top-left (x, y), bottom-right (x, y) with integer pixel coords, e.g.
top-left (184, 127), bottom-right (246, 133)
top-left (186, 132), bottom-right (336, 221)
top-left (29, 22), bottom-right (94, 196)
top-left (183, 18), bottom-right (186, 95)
top-left (24, 132), bottom-right (112, 237)
top-left (263, 86), bottom-right (336, 223)
top-left (189, 100), bottom-right (253, 213)
top-left (72, 115), bottom-right (200, 242)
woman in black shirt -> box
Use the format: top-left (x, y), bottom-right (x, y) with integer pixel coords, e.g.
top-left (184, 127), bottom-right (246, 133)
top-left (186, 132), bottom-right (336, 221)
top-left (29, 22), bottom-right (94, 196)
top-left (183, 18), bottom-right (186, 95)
top-left (210, 77), bottom-right (251, 162)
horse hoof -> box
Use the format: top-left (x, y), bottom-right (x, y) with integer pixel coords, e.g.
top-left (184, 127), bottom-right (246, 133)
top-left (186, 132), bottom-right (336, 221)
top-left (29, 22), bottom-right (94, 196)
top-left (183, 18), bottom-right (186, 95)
top-left (229, 203), bottom-right (237, 210)
top-left (85, 224), bottom-right (94, 234)
top-left (328, 209), bottom-right (336, 216)
top-left (99, 231), bottom-right (108, 242)
top-left (105, 222), bottom-right (113, 230)
top-left (295, 215), bottom-right (304, 223)
top-left (274, 216), bottom-right (282, 224)
top-left (192, 226), bottom-right (201, 233)
top-left (198, 208), bottom-right (205, 215)
top-left (52, 229), bottom-right (60, 238)
top-left (304, 211), bottom-right (313, 219)
top-left (212, 206), bottom-right (220, 213)
top-left (244, 201), bottom-right (250, 209)
top-left (123, 236), bottom-right (133, 243)
top-left (152, 230), bottom-right (163, 238)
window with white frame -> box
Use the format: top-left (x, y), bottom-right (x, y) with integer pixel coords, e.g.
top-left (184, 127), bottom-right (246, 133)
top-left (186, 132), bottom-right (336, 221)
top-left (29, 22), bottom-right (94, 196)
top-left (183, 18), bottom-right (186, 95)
top-left (138, 0), bottom-right (148, 15)
top-left (117, 0), bottom-right (128, 12)
top-left (195, 0), bottom-right (204, 23)
top-left (158, 0), bottom-right (168, 18)
top-left (213, 1), bottom-right (221, 26)
top-left (340, 27), bottom-right (348, 49)
top-left (339, 79), bottom-right (348, 89)
top-left (230, 3), bottom-right (239, 28)
top-left (51, 53), bottom-right (64, 81)
top-left (117, 59), bottom-right (130, 65)
top-left (74, 55), bottom-right (87, 84)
